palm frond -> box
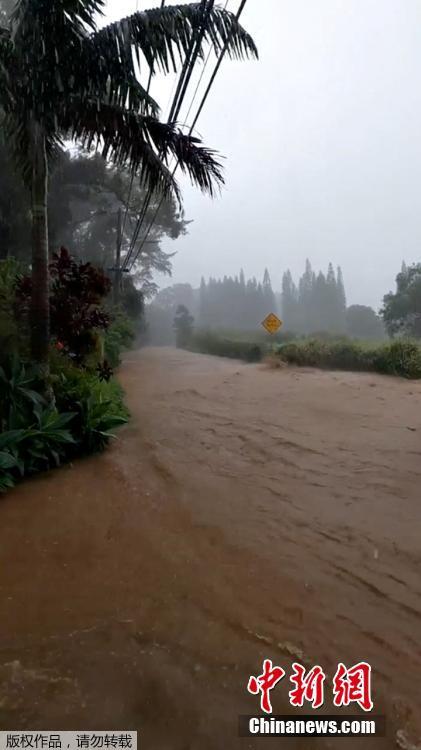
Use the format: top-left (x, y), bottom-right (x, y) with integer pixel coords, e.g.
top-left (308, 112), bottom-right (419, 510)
top-left (0, 26), bottom-right (13, 112)
top-left (58, 97), bottom-right (180, 200)
top-left (92, 3), bottom-right (258, 76)
top-left (9, 0), bottom-right (104, 105)
top-left (169, 133), bottom-right (224, 198)
top-left (144, 117), bottom-right (224, 197)
top-left (9, 1), bottom-right (160, 120)
top-left (3, 0), bottom-right (253, 200)
top-left (73, 33), bottom-right (160, 115)
top-left (11, 0), bottom-right (104, 34)
top-left (57, 97), bottom-right (224, 200)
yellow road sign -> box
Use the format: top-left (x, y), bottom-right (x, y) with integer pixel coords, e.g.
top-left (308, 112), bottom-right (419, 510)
top-left (262, 312), bottom-right (283, 335)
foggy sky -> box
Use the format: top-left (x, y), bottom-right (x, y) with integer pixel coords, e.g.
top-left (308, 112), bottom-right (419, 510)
top-left (105, 0), bottom-right (421, 309)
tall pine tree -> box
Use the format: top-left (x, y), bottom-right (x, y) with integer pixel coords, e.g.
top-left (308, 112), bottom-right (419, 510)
top-left (262, 268), bottom-right (276, 313)
top-left (282, 270), bottom-right (299, 331)
top-left (336, 266), bottom-right (347, 332)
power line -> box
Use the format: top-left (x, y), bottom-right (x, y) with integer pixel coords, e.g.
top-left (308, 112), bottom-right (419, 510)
top-left (121, 172), bottom-right (135, 243)
top-left (167, 0), bottom-right (209, 125)
top-left (120, 0), bottom-right (165, 251)
top-left (164, 73), bottom-right (180, 123)
top-left (126, 0), bottom-right (211, 269)
top-left (123, 0), bottom-right (208, 271)
top-left (169, 0), bottom-right (214, 125)
top-left (126, 0), bottom-right (229, 268)
top-left (190, 0), bottom-right (248, 132)
top-left (126, 0), bottom-right (228, 254)
top-left (127, 0), bottom-right (249, 273)
top-left (124, 0), bottom-right (213, 271)
top-left (181, 0), bottom-right (229, 129)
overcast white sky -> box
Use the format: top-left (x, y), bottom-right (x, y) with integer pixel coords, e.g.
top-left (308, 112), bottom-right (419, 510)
top-left (105, 0), bottom-right (421, 309)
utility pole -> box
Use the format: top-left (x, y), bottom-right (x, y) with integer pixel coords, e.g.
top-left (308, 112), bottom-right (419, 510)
top-left (108, 207), bottom-right (159, 291)
top-left (113, 207), bottom-right (122, 305)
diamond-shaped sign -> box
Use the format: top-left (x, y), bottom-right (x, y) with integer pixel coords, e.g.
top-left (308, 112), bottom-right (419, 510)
top-left (262, 312), bottom-right (283, 335)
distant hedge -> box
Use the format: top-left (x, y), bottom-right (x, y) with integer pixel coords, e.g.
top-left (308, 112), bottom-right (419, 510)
top-left (275, 338), bottom-right (421, 379)
top-left (188, 331), bottom-right (263, 362)
top-left (186, 330), bottom-right (421, 379)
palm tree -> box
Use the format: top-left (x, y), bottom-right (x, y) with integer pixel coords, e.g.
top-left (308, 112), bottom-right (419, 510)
top-left (0, 0), bottom-right (257, 376)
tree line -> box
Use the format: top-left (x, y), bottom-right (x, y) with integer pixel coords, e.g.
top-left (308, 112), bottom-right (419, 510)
top-left (147, 261), bottom-right (388, 342)
top-left (198, 269), bottom-right (276, 329)
top-left (282, 260), bottom-right (347, 334)
top-left (196, 261), bottom-right (362, 335)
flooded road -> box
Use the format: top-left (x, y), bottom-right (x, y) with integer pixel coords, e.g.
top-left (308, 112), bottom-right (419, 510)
top-left (1, 347), bottom-right (421, 748)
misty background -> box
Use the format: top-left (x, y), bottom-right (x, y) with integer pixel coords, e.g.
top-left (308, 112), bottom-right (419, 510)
top-left (105, 0), bottom-right (421, 309)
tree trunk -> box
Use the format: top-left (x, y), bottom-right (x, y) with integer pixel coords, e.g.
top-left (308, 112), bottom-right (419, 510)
top-left (30, 124), bottom-right (50, 377)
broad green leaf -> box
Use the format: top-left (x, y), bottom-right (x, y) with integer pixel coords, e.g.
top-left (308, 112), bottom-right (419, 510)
top-left (0, 429), bottom-right (26, 449)
top-left (0, 450), bottom-right (18, 469)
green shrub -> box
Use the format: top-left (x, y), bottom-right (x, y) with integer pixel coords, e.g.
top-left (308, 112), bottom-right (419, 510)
top-left (52, 358), bottom-right (128, 454)
top-left (15, 407), bottom-right (76, 473)
top-left (0, 432), bottom-right (22, 491)
top-left (0, 258), bottom-right (25, 361)
top-left (276, 337), bottom-right (421, 379)
top-left (16, 248), bottom-right (112, 366)
top-left (74, 392), bottom-right (128, 453)
top-left (374, 339), bottom-right (421, 378)
top-left (0, 407), bottom-right (76, 491)
top-left (0, 353), bottom-right (129, 492)
top-left (0, 355), bottom-right (45, 431)
top-left (328, 340), bottom-right (367, 370)
top-left (189, 331), bottom-right (263, 362)
top-left (104, 310), bottom-right (135, 368)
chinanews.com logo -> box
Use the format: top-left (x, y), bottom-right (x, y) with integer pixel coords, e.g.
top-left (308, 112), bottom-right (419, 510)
top-left (240, 659), bottom-right (386, 738)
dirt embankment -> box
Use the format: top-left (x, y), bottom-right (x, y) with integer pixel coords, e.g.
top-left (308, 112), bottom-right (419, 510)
top-left (1, 347), bottom-right (420, 749)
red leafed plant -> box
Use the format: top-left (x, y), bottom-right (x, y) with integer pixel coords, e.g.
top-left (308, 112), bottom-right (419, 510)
top-left (16, 248), bottom-right (112, 364)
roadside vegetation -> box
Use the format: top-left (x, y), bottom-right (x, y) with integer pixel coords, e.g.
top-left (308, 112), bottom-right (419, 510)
top-left (0, 0), bottom-right (256, 493)
top-left (147, 261), bottom-right (421, 379)
top-left (182, 329), bottom-right (421, 378)
top-left (0, 254), bottom-right (132, 492)
top-left (275, 338), bottom-right (421, 379)
top-left (188, 330), bottom-right (263, 363)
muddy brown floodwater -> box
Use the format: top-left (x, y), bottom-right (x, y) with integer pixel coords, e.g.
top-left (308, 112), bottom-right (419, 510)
top-left (1, 347), bottom-right (421, 748)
